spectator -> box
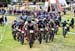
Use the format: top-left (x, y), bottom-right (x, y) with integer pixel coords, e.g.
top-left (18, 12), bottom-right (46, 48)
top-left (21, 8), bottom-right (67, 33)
top-left (70, 18), bottom-right (74, 28)
top-left (63, 8), bottom-right (66, 15)
top-left (74, 9), bottom-right (75, 17)
top-left (2, 15), bottom-right (7, 24)
top-left (47, 6), bottom-right (50, 12)
top-left (33, 0), bottom-right (36, 5)
top-left (67, 20), bottom-right (70, 32)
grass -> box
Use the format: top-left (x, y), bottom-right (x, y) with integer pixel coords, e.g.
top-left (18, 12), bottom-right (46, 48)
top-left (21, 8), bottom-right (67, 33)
top-left (0, 11), bottom-right (75, 51)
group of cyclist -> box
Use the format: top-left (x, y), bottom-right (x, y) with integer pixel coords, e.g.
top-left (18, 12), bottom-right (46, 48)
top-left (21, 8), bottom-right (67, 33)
top-left (11, 10), bottom-right (74, 48)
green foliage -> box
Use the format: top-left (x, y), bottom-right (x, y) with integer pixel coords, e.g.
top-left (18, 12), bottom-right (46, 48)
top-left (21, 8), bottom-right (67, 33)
top-left (0, 0), bottom-right (11, 4)
top-left (29, 0), bottom-right (33, 2)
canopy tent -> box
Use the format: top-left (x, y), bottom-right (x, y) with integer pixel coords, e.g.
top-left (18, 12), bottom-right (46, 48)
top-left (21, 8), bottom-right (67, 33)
top-left (59, 0), bottom-right (67, 5)
top-left (45, 0), bottom-right (68, 12)
top-left (49, 0), bottom-right (67, 5)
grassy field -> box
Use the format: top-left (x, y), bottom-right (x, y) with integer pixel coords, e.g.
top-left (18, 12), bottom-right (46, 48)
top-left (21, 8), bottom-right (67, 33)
top-left (0, 12), bottom-right (75, 51)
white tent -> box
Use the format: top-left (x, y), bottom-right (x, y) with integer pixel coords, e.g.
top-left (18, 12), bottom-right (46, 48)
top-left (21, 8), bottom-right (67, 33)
top-left (50, 0), bottom-right (67, 5)
top-left (50, 0), bottom-right (56, 3)
top-left (45, 0), bottom-right (67, 6)
top-left (59, 0), bottom-right (67, 5)
top-left (45, 0), bottom-right (68, 11)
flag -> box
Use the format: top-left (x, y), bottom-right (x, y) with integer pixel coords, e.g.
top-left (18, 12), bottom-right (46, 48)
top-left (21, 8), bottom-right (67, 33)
top-left (56, 0), bottom-right (62, 12)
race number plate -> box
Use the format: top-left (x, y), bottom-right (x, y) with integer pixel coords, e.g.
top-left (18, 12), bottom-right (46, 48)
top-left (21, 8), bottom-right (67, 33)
top-left (18, 29), bottom-right (21, 31)
top-left (51, 28), bottom-right (54, 30)
top-left (64, 27), bottom-right (67, 29)
top-left (22, 31), bottom-right (24, 33)
top-left (40, 28), bottom-right (44, 31)
top-left (30, 30), bottom-right (34, 33)
top-left (57, 25), bottom-right (58, 27)
top-left (16, 27), bottom-right (18, 30)
top-left (45, 27), bottom-right (48, 31)
top-left (25, 28), bottom-right (27, 30)
top-left (13, 29), bottom-right (16, 31)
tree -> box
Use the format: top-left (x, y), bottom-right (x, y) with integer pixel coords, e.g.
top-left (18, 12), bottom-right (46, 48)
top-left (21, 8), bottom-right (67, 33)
top-left (0, 0), bottom-right (11, 4)
top-left (0, 0), bottom-right (11, 7)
